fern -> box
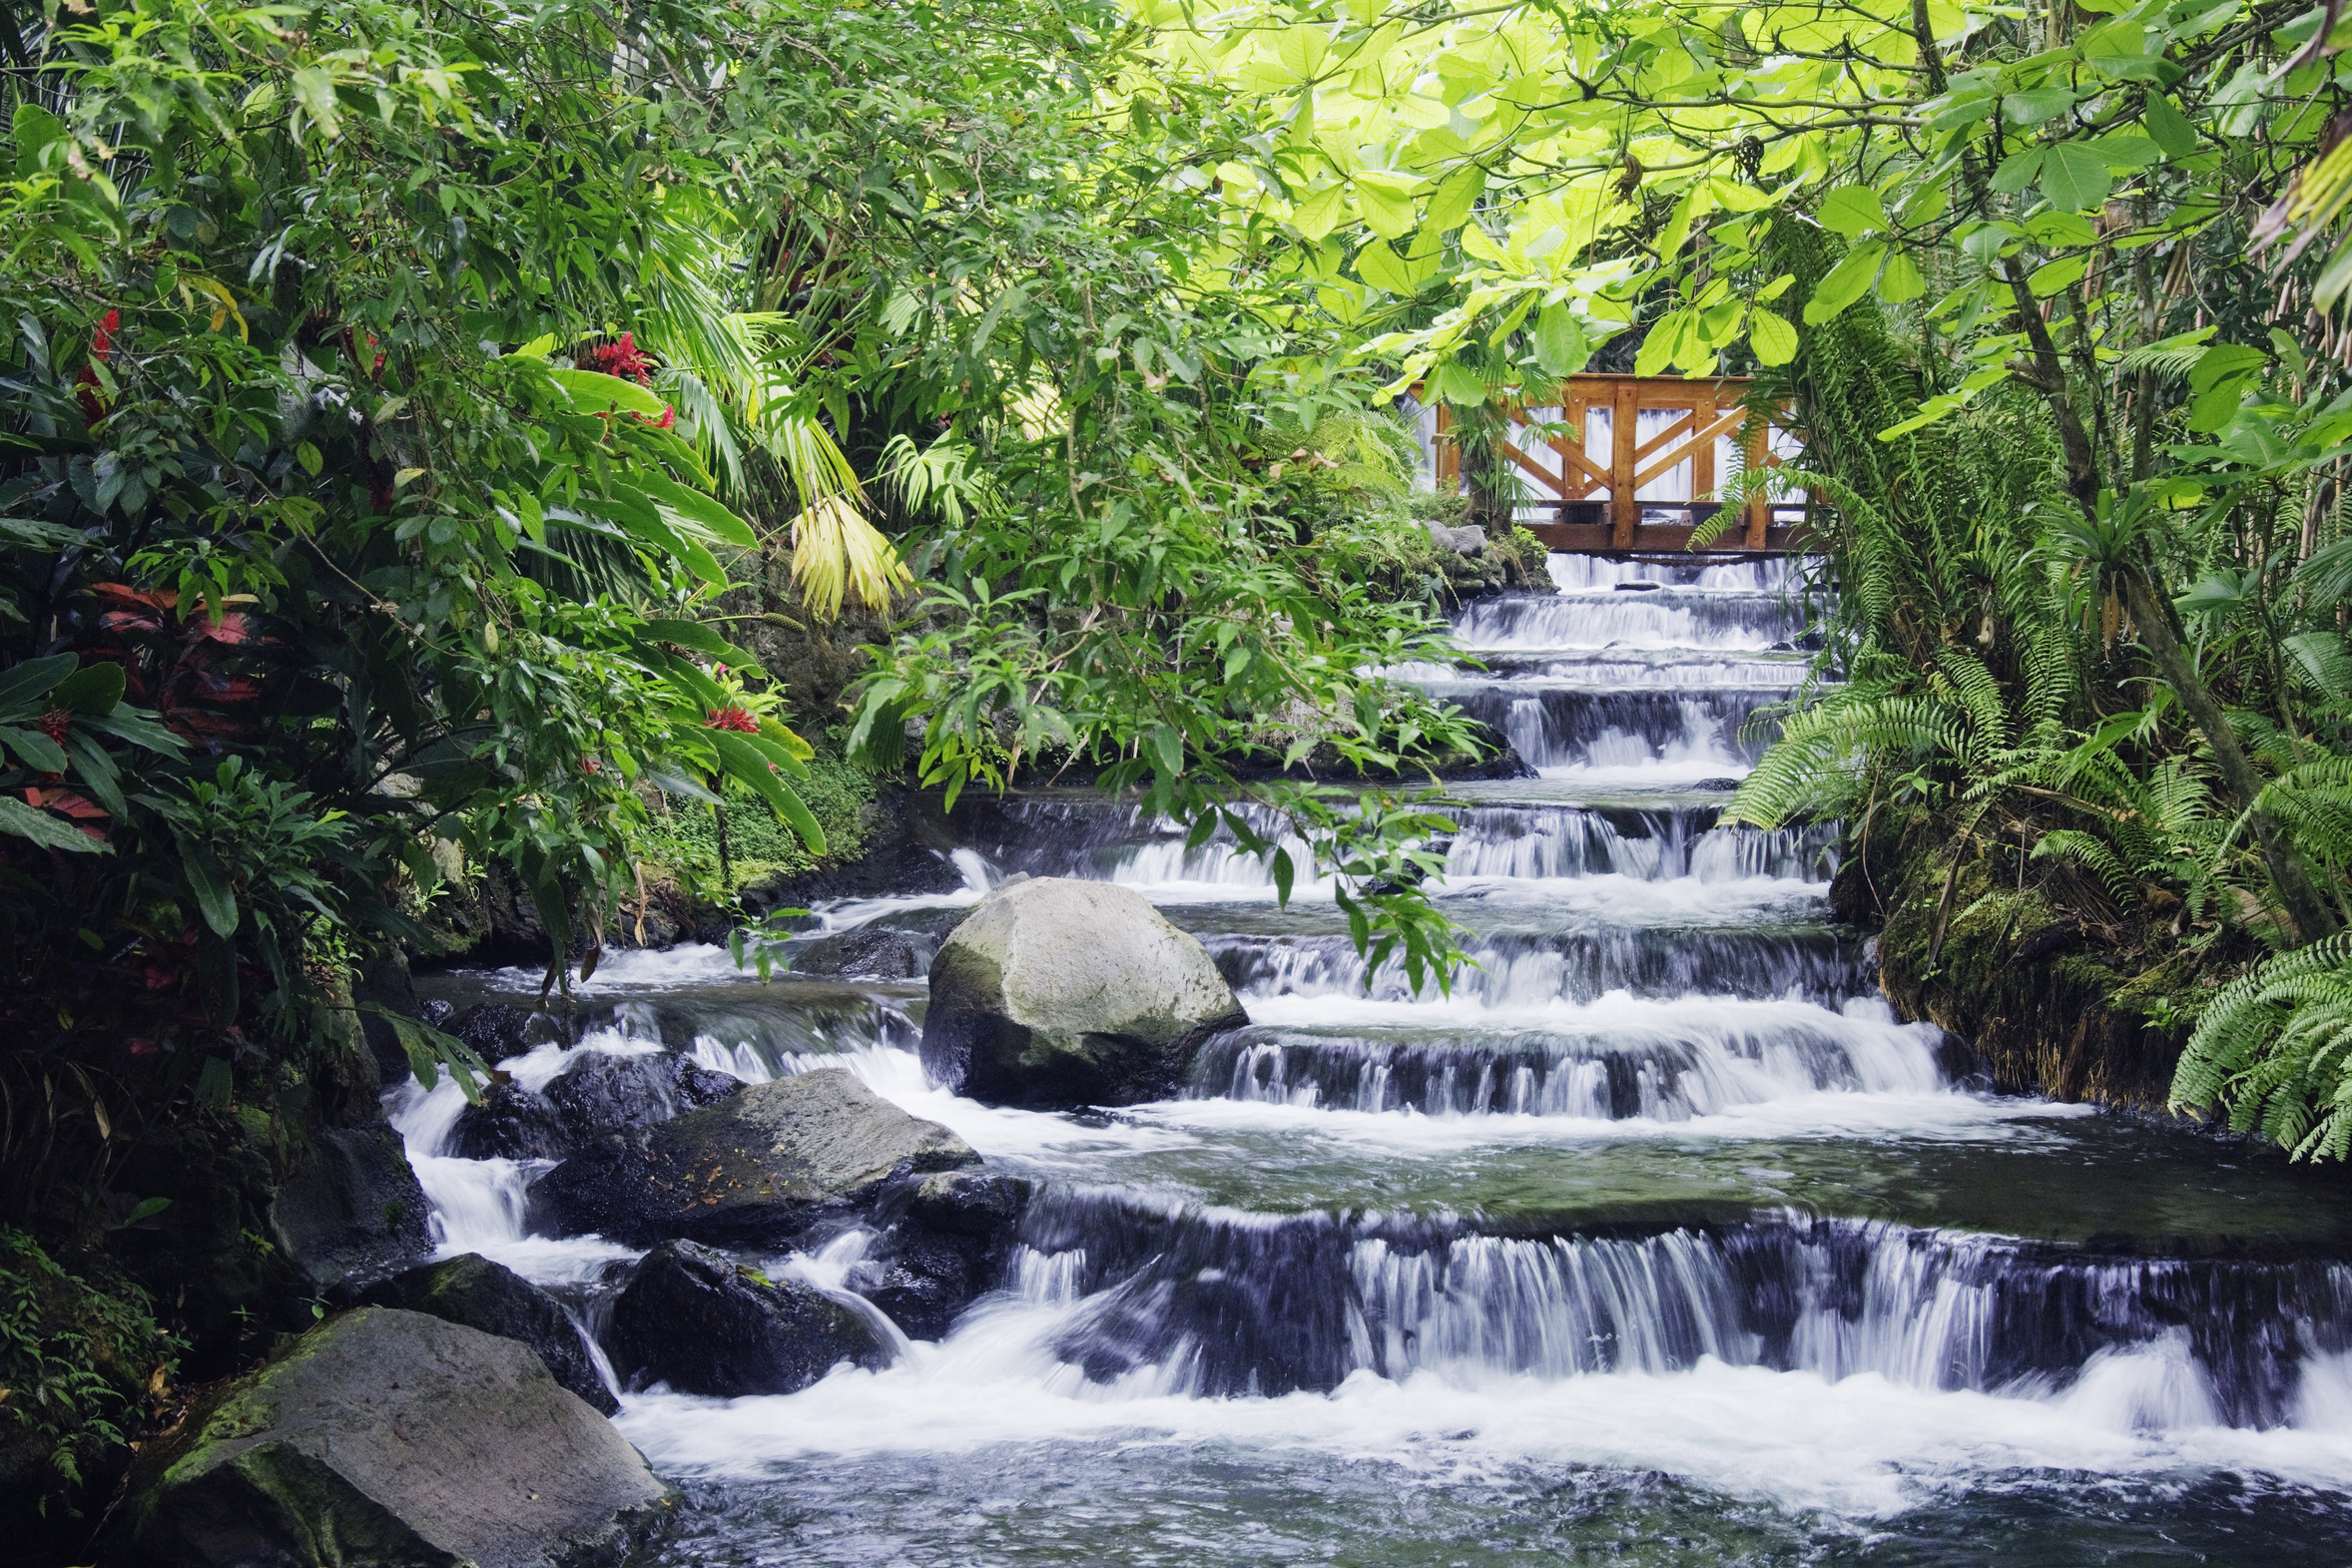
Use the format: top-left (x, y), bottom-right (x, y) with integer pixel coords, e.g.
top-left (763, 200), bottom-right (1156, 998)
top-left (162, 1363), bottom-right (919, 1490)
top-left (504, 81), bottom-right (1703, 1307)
top-left (2173, 935), bottom-right (2352, 1160)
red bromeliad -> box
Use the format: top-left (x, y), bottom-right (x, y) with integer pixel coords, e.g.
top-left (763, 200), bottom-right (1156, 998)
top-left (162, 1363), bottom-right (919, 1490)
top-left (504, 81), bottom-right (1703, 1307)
top-left (706, 706), bottom-right (760, 733)
top-left (577, 332), bottom-right (655, 385)
top-left (73, 308), bottom-right (121, 425)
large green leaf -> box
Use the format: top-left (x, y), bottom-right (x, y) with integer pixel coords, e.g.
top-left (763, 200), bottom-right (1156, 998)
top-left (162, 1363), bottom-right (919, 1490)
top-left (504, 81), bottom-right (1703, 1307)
top-left (179, 841), bottom-right (240, 937)
top-left (633, 471), bottom-right (759, 549)
top-left (1815, 185), bottom-right (1886, 238)
top-left (640, 619), bottom-right (762, 670)
top-left (545, 365), bottom-right (668, 419)
top-left (590, 494), bottom-right (726, 586)
top-left (731, 726), bottom-right (812, 782)
top-left (1355, 238), bottom-right (1414, 293)
top-left (2040, 143), bottom-right (2114, 213)
top-left (1748, 307), bottom-right (1798, 366)
top-left (1804, 243), bottom-right (1886, 323)
top-left (2144, 93), bottom-right (2199, 158)
top-left (1532, 303), bottom-right (1589, 377)
top-left (0, 723), bottom-right (68, 773)
top-left (0, 653), bottom-right (75, 716)
top-left (709, 729), bottom-right (827, 852)
top-left (49, 660), bottom-right (124, 716)
top-left (1422, 164), bottom-right (1485, 233)
top-left (0, 795), bottom-right (111, 853)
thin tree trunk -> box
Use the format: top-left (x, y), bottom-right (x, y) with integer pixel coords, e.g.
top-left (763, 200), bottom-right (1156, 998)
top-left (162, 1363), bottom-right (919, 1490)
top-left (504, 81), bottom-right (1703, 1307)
top-left (2121, 566), bottom-right (2339, 944)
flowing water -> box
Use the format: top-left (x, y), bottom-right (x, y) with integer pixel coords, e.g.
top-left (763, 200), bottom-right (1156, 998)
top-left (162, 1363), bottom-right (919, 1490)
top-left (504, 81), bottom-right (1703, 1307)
top-left (394, 555), bottom-right (2352, 1565)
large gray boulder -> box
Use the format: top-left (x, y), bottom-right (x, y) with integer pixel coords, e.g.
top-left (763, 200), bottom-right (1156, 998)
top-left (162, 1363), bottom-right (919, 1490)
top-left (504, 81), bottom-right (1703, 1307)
top-left (357, 1253), bottom-right (615, 1414)
top-left (529, 1067), bottom-right (976, 1246)
top-left (919, 876), bottom-right (1248, 1108)
top-left (107, 1307), bottom-right (669, 1568)
top-left (1426, 520), bottom-right (1486, 557)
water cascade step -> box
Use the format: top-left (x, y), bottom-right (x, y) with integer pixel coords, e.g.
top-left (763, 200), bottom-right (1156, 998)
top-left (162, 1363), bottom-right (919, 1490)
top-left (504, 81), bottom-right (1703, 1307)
top-left (387, 552), bottom-right (2352, 1565)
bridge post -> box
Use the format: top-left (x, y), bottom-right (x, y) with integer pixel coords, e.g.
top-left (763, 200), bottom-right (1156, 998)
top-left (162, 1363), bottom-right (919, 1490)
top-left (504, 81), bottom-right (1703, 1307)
top-left (1609, 379), bottom-right (1639, 549)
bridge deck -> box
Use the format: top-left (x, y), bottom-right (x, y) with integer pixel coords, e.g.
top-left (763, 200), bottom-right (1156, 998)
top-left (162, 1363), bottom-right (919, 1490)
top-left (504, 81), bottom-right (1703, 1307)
top-left (1429, 373), bottom-right (1822, 554)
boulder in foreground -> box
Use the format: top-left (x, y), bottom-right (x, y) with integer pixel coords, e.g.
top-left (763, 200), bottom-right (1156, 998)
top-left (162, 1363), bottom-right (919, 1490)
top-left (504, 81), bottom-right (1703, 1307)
top-left (358, 1253), bottom-right (616, 1414)
top-left (108, 1306), bottom-right (668, 1568)
top-left (919, 876), bottom-right (1247, 1108)
top-left (529, 1066), bottom-right (976, 1246)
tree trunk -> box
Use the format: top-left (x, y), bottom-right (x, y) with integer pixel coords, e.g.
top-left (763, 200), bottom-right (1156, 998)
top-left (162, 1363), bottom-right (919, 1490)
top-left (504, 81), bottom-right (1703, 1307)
top-left (2121, 565), bottom-right (2339, 945)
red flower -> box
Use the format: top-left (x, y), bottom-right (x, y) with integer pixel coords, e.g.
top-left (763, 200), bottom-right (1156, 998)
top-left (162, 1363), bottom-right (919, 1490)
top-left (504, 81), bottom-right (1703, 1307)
top-left (707, 706), bottom-right (760, 733)
top-left (581, 755), bottom-right (604, 776)
top-left (74, 308), bottom-right (122, 425)
top-left (576, 332), bottom-right (655, 385)
top-left (36, 708), bottom-right (69, 743)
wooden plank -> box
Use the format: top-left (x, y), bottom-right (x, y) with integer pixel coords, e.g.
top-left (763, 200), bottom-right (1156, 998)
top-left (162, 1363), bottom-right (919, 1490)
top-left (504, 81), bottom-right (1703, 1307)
top-left (1628, 407), bottom-right (1698, 462)
top-left (1523, 519), bottom-right (1818, 555)
top-left (1692, 384), bottom-right (1717, 519)
top-left (1500, 437), bottom-right (1563, 492)
top-left (1745, 412), bottom-right (1769, 549)
top-left (1610, 380), bottom-right (1638, 548)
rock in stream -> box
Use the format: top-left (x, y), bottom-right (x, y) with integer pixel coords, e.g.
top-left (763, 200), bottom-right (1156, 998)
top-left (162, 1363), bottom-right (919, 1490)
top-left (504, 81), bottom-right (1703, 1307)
top-left (919, 875), bottom-right (1248, 1108)
top-left (358, 1252), bottom-right (616, 1414)
top-left (608, 1241), bottom-right (891, 1396)
top-left (107, 1306), bottom-right (669, 1568)
top-left (528, 1066), bottom-right (976, 1246)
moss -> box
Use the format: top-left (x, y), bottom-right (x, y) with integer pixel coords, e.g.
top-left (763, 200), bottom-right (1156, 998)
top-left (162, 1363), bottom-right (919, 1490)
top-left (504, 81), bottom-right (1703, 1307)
top-left (1865, 821), bottom-right (2221, 1114)
top-left (633, 743), bottom-right (880, 906)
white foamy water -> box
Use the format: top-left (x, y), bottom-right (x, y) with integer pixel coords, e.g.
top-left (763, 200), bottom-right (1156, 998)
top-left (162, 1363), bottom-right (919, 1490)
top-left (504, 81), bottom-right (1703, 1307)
top-left (382, 553), bottom-right (2352, 1549)
top-left (384, 1027), bottom-right (659, 1284)
top-left (615, 1292), bottom-right (2352, 1519)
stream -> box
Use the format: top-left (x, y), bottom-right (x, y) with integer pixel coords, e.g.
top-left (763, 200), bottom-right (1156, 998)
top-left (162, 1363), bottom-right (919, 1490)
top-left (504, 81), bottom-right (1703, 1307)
top-left (391, 553), bottom-right (2352, 1565)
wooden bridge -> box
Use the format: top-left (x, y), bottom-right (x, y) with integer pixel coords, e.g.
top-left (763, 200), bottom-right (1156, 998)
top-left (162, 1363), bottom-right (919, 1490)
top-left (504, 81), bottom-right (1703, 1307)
top-left (1428, 374), bottom-right (1816, 556)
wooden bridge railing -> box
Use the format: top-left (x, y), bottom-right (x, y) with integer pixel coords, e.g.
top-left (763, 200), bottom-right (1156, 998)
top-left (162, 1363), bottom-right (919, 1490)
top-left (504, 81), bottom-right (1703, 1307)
top-left (1430, 374), bottom-right (1815, 555)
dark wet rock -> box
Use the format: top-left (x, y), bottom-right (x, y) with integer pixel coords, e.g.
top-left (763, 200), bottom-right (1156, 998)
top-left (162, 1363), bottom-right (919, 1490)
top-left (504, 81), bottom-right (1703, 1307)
top-left (542, 1049), bottom-right (740, 1141)
top-left (446, 1002), bottom-right (572, 1064)
top-left (794, 924), bottom-right (931, 980)
top-left (353, 946), bottom-right (425, 1087)
top-left (449, 1080), bottom-right (570, 1161)
top-left (920, 877), bottom-right (1248, 1109)
top-left (450, 1050), bottom-right (743, 1161)
top-left (1692, 777), bottom-right (1743, 792)
top-left (106, 1307), bottom-right (669, 1568)
top-left (529, 1067), bottom-right (976, 1247)
top-left (1614, 580), bottom-right (1665, 592)
top-left (269, 1124), bottom-right (430, 1295)
top-left (856, 1171), bottom-right (1035, 1339)
top-left (357, 1253), bottom-right (615, 1415)
top-left (607, 1240), bottom-right (889, 1396)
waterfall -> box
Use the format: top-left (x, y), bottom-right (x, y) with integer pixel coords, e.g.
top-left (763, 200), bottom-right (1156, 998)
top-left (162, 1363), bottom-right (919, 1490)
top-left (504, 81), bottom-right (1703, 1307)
top-left (388, 551), bottom-right (2352, 1559)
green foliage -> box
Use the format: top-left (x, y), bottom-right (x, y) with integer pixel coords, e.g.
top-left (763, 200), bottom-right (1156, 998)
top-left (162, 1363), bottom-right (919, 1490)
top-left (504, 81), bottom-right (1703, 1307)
top-left (634, 754), bottom-right (877, 903)
top-left (0, 0), bottom-right (848, 1173)
top-left (0, 1229), bottom-right (174, 1512)
top-left (2174, 936), bottom-right (2352, 1160)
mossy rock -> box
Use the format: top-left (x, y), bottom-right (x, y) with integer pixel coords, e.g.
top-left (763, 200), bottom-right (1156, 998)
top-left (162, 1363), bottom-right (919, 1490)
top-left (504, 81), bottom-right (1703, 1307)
top-left (918, 876), bottom-right (1249, 1108)
top-left (106, 1307), bottom-right (669, 1568)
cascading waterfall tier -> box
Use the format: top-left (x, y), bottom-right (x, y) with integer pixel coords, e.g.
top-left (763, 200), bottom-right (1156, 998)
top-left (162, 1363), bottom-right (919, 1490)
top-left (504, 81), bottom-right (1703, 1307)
top-left (388, 553), bottom-right (2352, 1564)
top-left (1012, 1193), bottom-right (2352, 1426)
